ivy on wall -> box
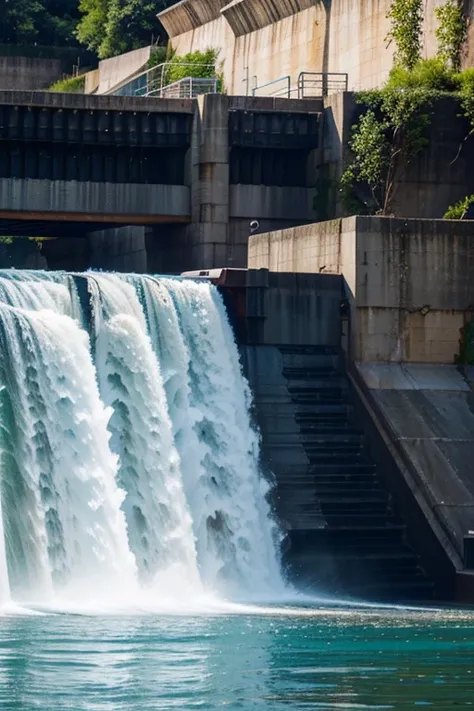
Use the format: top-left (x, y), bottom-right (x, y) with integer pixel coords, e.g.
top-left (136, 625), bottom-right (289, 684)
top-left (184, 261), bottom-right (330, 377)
top-left (435, 0), bottom-right (467, 72)
top-left (386, 0), bottom-right (423, 71)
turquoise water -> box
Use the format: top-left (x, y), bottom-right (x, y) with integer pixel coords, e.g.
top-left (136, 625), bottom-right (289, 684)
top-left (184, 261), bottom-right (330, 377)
top-left (0, 603), bottom-right (473, 710)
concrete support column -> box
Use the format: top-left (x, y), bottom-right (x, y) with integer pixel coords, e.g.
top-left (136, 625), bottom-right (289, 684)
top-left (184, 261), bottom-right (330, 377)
top-left (189, 93), bottom-right (230, 269)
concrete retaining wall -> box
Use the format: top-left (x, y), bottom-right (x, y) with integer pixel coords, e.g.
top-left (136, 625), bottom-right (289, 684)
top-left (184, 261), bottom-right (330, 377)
top-left (159, 0), bottom-right (463, 95)
top-left (95, 46), bottom-right (152, 95)
top-left (249, 215), bottom-right (474, 363)
top-left (0, 56), bottom-right (63, 90)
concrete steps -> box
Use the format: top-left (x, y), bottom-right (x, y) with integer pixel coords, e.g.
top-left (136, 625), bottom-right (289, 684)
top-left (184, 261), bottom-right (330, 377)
top-left (271, 346), bottom-right (433, 602)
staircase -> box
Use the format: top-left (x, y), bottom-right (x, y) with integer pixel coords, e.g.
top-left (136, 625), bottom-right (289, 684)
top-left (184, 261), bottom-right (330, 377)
top-left (270, 345), bottom-right (434, 602)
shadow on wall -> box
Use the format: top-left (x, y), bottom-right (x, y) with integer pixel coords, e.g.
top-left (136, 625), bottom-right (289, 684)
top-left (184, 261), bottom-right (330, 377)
top-left (0, 239), bottom-right (47, 269)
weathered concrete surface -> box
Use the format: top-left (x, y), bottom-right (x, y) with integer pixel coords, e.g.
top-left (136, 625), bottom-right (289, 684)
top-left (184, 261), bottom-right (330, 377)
top-left (230, 185), bottom-right (317, 220)
top-left (0, 180), bottom-right (190, 222)
top-left (159, 0), bottom-right (466, 96)
top-left (356, 362), bottom-right (474, 577)
top-left (89, 226), bottom-right (148, 272)
top-left (0, 89), bottom-right (194, 113)
top-left (95, 46), bottom-right (152, 95)
top-left (0, 56), bottom-right (63, 91)
top-left (249, 216), bottom-right (474, 363)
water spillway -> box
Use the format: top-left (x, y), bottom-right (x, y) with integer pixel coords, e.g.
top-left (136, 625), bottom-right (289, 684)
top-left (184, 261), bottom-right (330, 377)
top-left (0, 270), bottom-right (282, 607)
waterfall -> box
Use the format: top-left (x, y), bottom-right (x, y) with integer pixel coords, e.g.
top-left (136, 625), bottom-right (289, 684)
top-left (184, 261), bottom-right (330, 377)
top-left (0, 270), bottom-right (282, 606)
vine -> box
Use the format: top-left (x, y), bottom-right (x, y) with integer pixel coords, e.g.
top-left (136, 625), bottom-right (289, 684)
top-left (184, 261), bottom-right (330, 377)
top-left (435, 0), bottom-right (467, 72)
top-left (386, 0), bottom-right (423, 70)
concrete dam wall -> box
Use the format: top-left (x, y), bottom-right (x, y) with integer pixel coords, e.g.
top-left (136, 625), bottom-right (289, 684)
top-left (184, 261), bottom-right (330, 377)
top-left (159, 0), bottom-right (474, 95)
top-left (248, 216), bottom-right (474, 599)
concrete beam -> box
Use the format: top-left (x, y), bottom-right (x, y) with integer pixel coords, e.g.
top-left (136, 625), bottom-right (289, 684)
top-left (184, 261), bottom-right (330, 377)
top-left (0, 180), bottom-right (190, 222)
top-left (0, 90), bottom-right (194, 114)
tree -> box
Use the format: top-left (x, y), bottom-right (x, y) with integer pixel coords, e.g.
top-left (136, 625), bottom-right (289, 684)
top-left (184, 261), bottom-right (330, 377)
top-left (0, 0), bottom-right (44, 44)
top-left (77, 0), bottom-right (176, 59)
top-left (0, 0), bottom-right (80, 46)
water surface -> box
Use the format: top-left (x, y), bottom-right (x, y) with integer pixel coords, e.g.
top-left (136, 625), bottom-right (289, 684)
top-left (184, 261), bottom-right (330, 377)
top-left (0, 602), bottom-right (472, 710)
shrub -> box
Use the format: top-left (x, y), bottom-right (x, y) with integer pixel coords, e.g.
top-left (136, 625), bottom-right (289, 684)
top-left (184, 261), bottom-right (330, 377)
top-left (167, 49), bottom-right (218, 84)
top-left (49, 75), bottom-right (85, 93)
top-left (386, 58), bottom-right (457, 92)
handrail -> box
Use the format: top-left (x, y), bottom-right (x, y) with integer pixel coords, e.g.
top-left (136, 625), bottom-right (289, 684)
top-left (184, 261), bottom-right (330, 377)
top-left (297, 71), bottom-right (348, 99)
top-left (150, 76), bottom-right (218, 99)
top-left (106, 61), bottom-right (216, 97)
top-left (252, 75), bottom-right (291, 98)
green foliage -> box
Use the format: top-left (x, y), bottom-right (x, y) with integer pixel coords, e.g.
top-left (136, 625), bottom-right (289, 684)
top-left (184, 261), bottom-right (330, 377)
top-left (344, 109), bottom-right (390, 210)
top-left (455, 68), bottom-right (474, 131)
top-left (0, 0), bottom-right (80, 46)
top-left (386, 0), bottom-right (424, 70)
top-left (77, 0), bottom-right (178, 58)
top-left (444, 193), bottom-right (474, 218)
top-left (49, 75), bottom-right (86, 93)
top-left (435, 0), bottom-right (467, 72)
top-left (340, 88), bottom-right (434, 214)
top-left (386, 58), bottom-right (458, 92)
top-left (167, 49), bottom-right (218, 84)
top-left (148, 46), bottom-right (170, 69)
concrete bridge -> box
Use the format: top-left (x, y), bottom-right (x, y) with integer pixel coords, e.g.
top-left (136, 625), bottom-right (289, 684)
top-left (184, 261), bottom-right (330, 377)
top-left (0, 90), bottom-right (322, 272)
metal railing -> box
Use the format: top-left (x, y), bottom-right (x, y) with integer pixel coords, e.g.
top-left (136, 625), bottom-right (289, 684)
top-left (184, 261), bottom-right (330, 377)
top-left (159, 77), bottom-right (218, 99)
top-left (108, 61), bottom-right (217, 97)
top-left (251, 72), bottom-right (349, 100)
top-left (297, 72), bottom-right (348, 98)
top-left (252, 75), bottom-right (292, 98)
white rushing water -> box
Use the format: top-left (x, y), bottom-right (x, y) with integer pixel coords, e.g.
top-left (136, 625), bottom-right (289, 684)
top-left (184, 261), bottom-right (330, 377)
top-left (0, 270), bottom-right (282, 608)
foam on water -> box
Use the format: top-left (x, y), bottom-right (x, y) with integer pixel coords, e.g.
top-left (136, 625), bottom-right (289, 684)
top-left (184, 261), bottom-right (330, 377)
top-left (0, 270), bottom-right (283, 611)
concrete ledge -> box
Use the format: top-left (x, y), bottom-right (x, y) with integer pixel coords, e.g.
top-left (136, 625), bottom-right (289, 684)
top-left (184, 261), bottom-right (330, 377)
top-left (230, 185), bottom-right (316, 220)
top-left (0, 90), bottom-right (194, 114)
top-left (158, 0), bottom-right (229, 36)
top-left (0, 180), bottom-right (190, 219)
top-left (221, 0), bottom-right (315, 36)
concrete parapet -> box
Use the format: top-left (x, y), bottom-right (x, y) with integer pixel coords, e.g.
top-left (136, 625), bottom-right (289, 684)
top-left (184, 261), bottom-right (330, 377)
top-left (0, 90), bottom-right (194, 114)
top-left (249, 215), bottom-right (474, 364)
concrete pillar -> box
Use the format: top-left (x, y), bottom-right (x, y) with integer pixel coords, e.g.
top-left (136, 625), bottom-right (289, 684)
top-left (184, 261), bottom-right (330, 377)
top-left (188, 93), bottom-right (230, 270)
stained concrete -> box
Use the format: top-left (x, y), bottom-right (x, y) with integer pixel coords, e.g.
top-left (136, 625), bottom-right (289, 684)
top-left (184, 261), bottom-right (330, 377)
top-left (0, 56), bottom-right (62, 91)
top-left (0, 180), bottom-right (190, 221)
top-left (249, 216), bottom-right (474, 363)
top-left (159, 0), bottom-right (466, 95)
